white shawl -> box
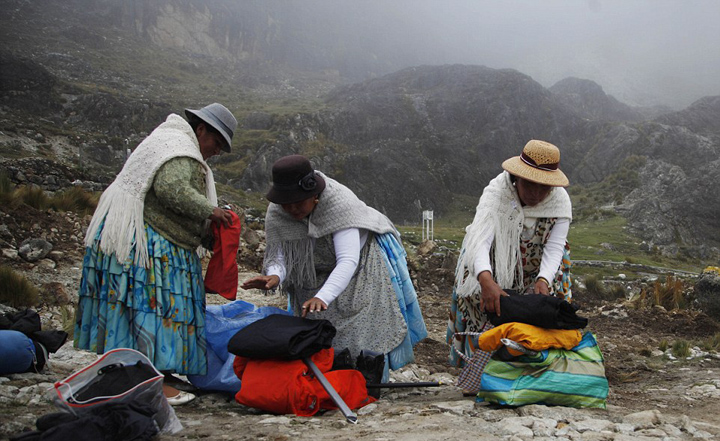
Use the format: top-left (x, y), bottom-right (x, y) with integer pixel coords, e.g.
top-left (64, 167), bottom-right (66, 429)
top-left (454, 171), bottom-right (572, 297)
top-left (84, 114), bottom-right (218, 268)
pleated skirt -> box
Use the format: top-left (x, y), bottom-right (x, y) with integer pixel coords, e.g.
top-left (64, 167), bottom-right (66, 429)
top-left (74, 223), bottom-right (207, 375)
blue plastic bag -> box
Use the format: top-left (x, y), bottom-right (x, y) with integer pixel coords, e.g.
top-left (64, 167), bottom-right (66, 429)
top-left (188, 300), bottom-right (290, 393)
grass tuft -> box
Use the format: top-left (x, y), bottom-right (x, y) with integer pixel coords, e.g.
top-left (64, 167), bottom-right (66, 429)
top-left (0, 265), bottom-right (39, 308)
top-left (15, 185), bottom-right (49, 209)
top-left (653, 275), bottom-right (687, 310)
top-left (671, 340), bottom-right (691, 358)
top-left (659, 339), bottom-right (669, 352)
top-left (49, 186), bottom-right (99, 216)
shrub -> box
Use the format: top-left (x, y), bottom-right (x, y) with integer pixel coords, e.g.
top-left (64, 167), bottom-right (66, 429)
top-left (659, 339), bottom-right (669, 352)
top-left (653, 275), bottom-right (686, 310)
top-left (584, 274), bottom-right (606, 299)
top-left (0, 171), bottom-right (19, 207)
top-left (0, 265), bottom-right (39, 307)
top-left (700, 333), bottom-right (720, 352)
top-left (609, 284), bottom-right (627, 300)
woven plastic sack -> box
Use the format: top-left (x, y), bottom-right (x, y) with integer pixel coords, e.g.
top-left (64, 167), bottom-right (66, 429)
top-left (477, 331), bottom-right (608, 408)
top-left (52, 348), bottom-right (182, 434)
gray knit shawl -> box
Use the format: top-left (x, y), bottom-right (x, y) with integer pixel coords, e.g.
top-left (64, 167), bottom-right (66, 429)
top-left (263, 172), bottom-right (398, 289)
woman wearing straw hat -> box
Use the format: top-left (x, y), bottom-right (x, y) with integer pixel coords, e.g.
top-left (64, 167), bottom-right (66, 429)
top-left (447, 140), bottom-right (573, 369)
top-left (74, 103), bottom-right (237, 405)
top-left (242, 155), bottom-right (428, 380)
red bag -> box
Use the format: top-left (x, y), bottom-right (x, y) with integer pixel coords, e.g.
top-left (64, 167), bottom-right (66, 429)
top-left (204, 211), bottom-right (241, 300)
top-left (233, 348), bottom-right (375, 416)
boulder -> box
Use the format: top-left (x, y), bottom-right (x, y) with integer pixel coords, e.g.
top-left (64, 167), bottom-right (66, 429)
top-left (18, 238), bottom-right (53, 262)
top-left (694, 271), bottom-right (720, 320)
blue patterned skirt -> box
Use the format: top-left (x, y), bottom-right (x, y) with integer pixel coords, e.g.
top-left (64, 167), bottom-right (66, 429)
top-left (376, 233), bottom-right (428, 370)
top-left (74, 223), bottom-right (207, 375)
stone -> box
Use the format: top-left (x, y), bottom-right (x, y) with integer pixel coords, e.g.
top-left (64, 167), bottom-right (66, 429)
top-left (571, 418), bottom-right (614, 433)
top-left (693, 271), bottom-right (720, 321)
top-left (0, 224), bottom-right (12, 238)
top-left (430, 401), bottom-right (475, 415)
top-left (622, 409), bottom-right (661, 428)
top-left (47, 250), bottom-right (65, 262)
top-left (2, 248), bottom-right (18, 259)
top-left (242, 227), bottom-right (261, 250)
top-left (40, 282), bottom-right (72, 306)
top-left (417, 240), bottom-right (436, 256)
top-left (357, 403), bottom-right (377, 415)
top-left (36, 258), bottom-right (56, 270)
top-left (18, 238), bottom-right (53, 262)
top-left (258, 416), bottom-right (292, 424)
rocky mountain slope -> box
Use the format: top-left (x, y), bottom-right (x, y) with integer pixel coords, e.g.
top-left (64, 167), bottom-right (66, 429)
top-left (1, 0), bottom-right (719, 259)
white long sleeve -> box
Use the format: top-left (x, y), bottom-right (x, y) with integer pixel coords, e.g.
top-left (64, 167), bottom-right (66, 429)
top-left (473, 233), bottom-right (495, 279)
top-left (314, 228), bottom-right (367, 306)
top-left (266, 249), bottom-right (287, 284)
top-left (472, 218), bottom-right (570, 283)
top-left (537, 218), bottom-right (570, 283)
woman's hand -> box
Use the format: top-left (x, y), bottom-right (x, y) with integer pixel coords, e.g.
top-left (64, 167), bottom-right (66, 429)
top-left (241, 275), bottom-right (280, 291)
top-left (478, 271), bottom-right (509, 316)
top-left (301, 298), bottom-right (328, 318)
top-left (534, 277), bottom-right (550, 295)
top-left (209, 207), bottom-right (233, 227)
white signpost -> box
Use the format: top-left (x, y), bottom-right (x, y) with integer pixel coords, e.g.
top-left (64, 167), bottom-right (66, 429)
top-left (422, 210), bottom-right (434, 242)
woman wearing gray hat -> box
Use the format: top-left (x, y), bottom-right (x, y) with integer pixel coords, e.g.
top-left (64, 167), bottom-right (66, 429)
top-left (74, 103), bottom-right (237, 405)
top-left (447, 140), bottom-right (573, 382)
top-left (242, 155), bottom-right (428, 380)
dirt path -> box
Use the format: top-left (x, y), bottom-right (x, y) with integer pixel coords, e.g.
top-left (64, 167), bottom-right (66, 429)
top-left (2, 267), bottom-right (720, 439)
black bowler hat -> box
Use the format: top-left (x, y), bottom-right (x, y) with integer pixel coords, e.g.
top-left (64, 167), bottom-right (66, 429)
top-left (266, 155), bottom-right (326, 204)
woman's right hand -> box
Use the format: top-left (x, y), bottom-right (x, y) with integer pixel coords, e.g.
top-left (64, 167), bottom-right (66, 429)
top-left (241, 275), bottom-right (280, 291)
top-left (478, 271), bottom-right (508, 316)
top-left (209, 207), bottom-right (233, 227)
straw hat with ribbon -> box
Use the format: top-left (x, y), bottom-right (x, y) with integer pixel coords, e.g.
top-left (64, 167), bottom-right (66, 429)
top-left (501, 140), bottom-right (569, 187)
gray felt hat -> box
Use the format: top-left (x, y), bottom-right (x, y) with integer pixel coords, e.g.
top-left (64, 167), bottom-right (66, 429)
top-left (185, 103), bottom-right (238, 152)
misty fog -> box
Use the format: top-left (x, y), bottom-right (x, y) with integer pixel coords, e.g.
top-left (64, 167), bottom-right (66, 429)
top-left (289, 0), bottom-right (720, 109)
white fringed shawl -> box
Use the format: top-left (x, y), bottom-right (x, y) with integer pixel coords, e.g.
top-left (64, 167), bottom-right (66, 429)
top-left (84, 114), bottom-right (217, 268)
top-left (263, 172), bottom-right (398, 289)
top-left (454, 171), bottom-right (572, 297)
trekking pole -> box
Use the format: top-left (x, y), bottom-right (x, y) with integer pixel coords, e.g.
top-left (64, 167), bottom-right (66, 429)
top-left (365, 381), bottom-right (442, 388)
top-left (302, 356), bottom-right (358, 424)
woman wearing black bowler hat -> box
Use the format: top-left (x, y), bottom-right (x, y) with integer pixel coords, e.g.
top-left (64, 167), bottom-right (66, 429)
top-left (242, 155), bottom-right (428, 378)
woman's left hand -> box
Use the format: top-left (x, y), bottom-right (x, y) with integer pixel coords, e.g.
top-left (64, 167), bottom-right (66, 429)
top-left (301, 298), bottom-right (327, 318)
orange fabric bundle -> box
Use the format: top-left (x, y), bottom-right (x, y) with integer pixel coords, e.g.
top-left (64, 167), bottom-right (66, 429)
top-left (476, 322), bottom-right (582, 356)
top-left (233, 348), bottom-right (375, 416)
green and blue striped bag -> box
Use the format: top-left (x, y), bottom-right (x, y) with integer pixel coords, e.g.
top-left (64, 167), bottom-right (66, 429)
top-left (477, 331), bottom-right (608, 409)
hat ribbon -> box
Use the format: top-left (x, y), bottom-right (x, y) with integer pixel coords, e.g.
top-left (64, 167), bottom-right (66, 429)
top-left (272, 171), bottom-right (318, 191)
top-left (521, 152), bottom-right (559, 171)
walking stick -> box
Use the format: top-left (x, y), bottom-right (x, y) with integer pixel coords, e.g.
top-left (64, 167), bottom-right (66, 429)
top-left (302, 356), bottom-right (358, 424)
top-left (365, 381), bottom-right (442, 388)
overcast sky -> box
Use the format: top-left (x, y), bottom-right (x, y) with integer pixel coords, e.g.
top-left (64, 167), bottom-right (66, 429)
top-left (320, 0), bottom-right (720, 108)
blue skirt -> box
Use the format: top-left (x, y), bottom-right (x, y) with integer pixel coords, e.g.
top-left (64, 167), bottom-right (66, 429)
top-left (74, 223), bottom-right (207, 375)
top-left (376, 233), bottom-right (428, 370)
